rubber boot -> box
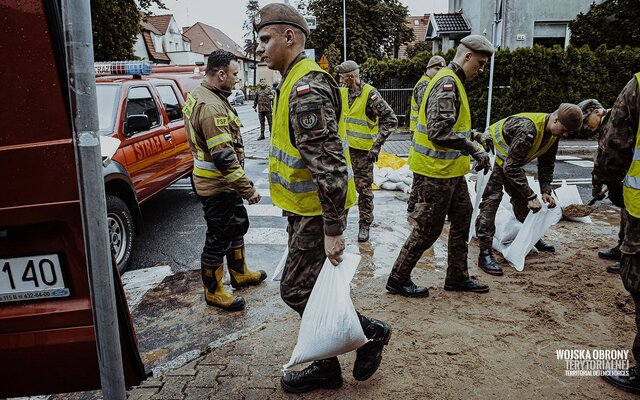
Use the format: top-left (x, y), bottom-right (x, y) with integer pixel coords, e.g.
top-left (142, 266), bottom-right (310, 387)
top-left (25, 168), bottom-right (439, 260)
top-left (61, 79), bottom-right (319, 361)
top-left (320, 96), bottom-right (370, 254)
top-left (226, 243), bottom-right (267, 289)
top-left (201, 262), bottom-right (245, 311)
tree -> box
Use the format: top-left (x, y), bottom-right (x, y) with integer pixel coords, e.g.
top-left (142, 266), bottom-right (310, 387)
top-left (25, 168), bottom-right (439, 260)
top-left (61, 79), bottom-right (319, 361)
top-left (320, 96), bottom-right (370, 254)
top-left (569, 0), bottom-right (640, 49)
top-left (91, 0), bottom-right (166, 61)
top-left (306, 0), bottom-right (413, 63)
top-left (406, 41), bottom-right (432, 58)
top-left (242, 1), bottom-right (260, 59)
top-left (323, 43), bottom-right (342, 74)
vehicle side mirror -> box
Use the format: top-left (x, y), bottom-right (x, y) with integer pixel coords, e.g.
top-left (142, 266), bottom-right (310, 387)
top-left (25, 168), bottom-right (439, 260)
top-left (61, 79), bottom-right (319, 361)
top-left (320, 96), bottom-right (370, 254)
top-left (124, 114), bottom-right (150, 137)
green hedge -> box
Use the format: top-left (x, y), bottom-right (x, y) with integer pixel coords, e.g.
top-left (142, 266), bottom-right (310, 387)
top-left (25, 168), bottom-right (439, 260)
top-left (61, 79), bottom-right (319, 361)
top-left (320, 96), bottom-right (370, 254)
top-left (361, 45), bottom-right (640, 137)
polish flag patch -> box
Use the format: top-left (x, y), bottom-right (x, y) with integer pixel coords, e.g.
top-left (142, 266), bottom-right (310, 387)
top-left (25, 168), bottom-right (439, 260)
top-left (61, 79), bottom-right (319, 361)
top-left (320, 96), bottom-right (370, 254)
top-left (443, 83), bottom-right (454, 91)
top-left (371, 94), bottom-right (378, 101)
top-left (296, 84), bottom-right (311, 96)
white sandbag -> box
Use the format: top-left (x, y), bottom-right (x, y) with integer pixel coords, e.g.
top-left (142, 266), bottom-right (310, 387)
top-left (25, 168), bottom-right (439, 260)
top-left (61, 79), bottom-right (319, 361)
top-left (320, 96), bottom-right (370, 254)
top-left (401, 175), bottom-right (413, 186)
top-left (554, 180), bottom-right (592, 223)
top-left (397, 164), bottom-right (411, 176)
top-left (396, 182), bottom-right (410, 193)
top-left (502, 203), bottom-right (562, 271)
top-left (272, 247), bottom-right (288, 281)
top-left (381, 181), bottom-right (398, 190)
top-left (373, 166), bottom-right (389, 186)
top-left (386, 170), bottom-right (402, 183)
top-left (493, 207), bottom-right (521, 245)
top-left (283, 253), bottom-right (367, 371)
top-left (468, 153), bottom-right (495, 240)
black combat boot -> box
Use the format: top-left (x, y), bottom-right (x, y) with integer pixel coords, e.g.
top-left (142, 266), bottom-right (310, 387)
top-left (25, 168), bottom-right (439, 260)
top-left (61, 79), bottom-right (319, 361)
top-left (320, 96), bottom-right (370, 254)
top-left (257, 133), bottom-right (265, 141)
top-left (358, 225), bottom-right (370, 242)
top-left (353, 317), bottom-right (392, 381)
top-left (385, 278), bottom-right (429, 297)
top-left (603, 367), bottom-right (640, 395)
top-left (280, 357), bottom-right (343, 393)
top-left (444, 278), bottom-right (489, 293)
top-left (599, 246), bottom-right (622, 260)
top-left (226, 243), bottom-right (267, 289)
top-left (607, 262), bottom-right (621, 273)
top-left (478, 249), bottom-right (504, 276)
top-left (534, 239), bottom-right (555, 252)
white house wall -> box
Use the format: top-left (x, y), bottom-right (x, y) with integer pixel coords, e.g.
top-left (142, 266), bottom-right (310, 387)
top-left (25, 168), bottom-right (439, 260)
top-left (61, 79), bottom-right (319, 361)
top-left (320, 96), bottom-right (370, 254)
top-left (134, 34), bottom-right (149, 61)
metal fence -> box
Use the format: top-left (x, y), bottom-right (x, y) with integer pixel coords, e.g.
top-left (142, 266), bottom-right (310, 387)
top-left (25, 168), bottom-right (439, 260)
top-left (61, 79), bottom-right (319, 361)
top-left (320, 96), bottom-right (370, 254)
top-left (375, 77), bottom-right (416, 127)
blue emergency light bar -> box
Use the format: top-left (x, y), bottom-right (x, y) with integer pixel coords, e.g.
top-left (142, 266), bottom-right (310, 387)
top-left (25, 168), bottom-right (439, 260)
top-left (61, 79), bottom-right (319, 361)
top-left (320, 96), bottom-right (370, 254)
top-left (94, 61), bottom-right (152, 76)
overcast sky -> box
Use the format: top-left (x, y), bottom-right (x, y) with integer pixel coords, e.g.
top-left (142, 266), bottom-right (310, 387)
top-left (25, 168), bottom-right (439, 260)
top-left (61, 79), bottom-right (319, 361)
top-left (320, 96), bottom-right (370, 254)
top-left (149, 0), bottom-right (448, 46)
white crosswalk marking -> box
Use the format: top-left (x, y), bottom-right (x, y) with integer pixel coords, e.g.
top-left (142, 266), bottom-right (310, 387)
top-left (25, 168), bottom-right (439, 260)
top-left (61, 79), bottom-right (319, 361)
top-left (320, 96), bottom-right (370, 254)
top-left (565, 160), bottom-right (594, 168)
top-left (556, 155), bottom-right (581, 160)
top-left (244, 228), bottom-right (288, 245)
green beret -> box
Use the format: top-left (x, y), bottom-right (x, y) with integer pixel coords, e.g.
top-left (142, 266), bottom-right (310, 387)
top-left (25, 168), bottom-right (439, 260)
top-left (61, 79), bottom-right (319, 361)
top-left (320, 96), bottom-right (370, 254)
top-left (253, 3), bottom-right (310, 36)
top-left (557, 103), bottom-right (583, 132)
top-left (427, 56), bottom-right (446, 69)
top-left (577, 99), bottom-right (603, 121)
top-left (336, 60), bottom-right (359, 74)
top-left (460, 35), bottom-right (495, 56)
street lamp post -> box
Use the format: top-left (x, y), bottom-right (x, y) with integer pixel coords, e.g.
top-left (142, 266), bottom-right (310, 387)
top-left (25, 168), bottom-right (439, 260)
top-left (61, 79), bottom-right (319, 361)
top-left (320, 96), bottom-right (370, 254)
top-left (343, 0), bottom-right (347, 61)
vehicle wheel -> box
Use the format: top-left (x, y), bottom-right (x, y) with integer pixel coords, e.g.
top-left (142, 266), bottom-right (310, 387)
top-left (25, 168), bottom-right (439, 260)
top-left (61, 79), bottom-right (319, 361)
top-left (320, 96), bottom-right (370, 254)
top-left (106, 195), bottom-right (134, 273)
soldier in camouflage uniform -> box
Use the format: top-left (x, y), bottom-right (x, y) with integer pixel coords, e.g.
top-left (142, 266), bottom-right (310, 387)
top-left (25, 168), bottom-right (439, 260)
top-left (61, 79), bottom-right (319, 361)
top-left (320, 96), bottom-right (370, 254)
top-left (386, 35), bottom-right (494, 297)
top-left (253, 78), bottom-right (274, 140)
top-left (336, 60), bottom-right (398, 242)
top-left (597, 73), bottom-right (640, 394)
top-left (579, 99), bottom-right (625, 273)
top-left (254, 3), bottom-right (391, 393)
top-left (183, 50), bottom-right (266, 311)
top-left (476, 104), bottom-right (583, 276)
top-left (407, 55), bottom-right (446, 212)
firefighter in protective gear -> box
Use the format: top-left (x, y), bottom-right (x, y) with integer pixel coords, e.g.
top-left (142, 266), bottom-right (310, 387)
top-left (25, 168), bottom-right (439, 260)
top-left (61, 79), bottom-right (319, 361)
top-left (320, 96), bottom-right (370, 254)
top-left (336, 60), bottom-right (398, 242)
top-left (183, 49), bottom-right (266, 311)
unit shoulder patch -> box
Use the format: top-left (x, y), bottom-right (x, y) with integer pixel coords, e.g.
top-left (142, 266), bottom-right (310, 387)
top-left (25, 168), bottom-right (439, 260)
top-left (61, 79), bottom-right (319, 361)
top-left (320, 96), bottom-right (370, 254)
top-left (299, 112), bottom-right (318, 129)
top-left (370, 93), bottom-right (379, 101)
top-left (183, 94), bottom-right (197, 119)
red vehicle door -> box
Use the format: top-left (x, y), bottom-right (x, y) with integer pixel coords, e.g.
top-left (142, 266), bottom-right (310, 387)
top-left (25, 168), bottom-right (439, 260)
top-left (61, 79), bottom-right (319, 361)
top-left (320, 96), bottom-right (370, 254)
top-left (116, 83), bottom-right (177, 202)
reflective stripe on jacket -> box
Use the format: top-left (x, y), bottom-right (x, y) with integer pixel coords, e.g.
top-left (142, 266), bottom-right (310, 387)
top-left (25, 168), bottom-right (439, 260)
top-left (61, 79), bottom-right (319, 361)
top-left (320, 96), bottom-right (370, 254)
top-left (340, 84), bottom-right (378, 151)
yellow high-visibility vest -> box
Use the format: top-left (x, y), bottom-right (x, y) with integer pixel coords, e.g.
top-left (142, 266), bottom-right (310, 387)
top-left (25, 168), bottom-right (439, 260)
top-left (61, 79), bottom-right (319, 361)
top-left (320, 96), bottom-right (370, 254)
top-left (269, 58), bottom-right (356, 216)
top-left (340, 84), bottom-right (378, 151)
top-left (408, 68), bottom-right (471, 178)
top-left (490, 113), bottom-right (557, 167)
top-left (623, 73), bottom-right (640, 218)
top-left (410, 75), bottom-right (431, 132)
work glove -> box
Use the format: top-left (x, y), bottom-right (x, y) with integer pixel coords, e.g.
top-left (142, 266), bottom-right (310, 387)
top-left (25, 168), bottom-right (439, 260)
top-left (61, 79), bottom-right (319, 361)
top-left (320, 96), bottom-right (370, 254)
top-left (470, 129), bottom-right (494, 154)
top-left (368, 146), bottom-right (380, 163)
top-left (471, 149), bottom-right (491, 174)
top-left (592, 182), bottom-right (606, 200)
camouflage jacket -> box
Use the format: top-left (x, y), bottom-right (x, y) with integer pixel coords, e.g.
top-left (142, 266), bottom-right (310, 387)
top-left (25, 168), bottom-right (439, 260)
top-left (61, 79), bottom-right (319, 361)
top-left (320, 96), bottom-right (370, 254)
top-left (499, 116), bottom-right (558, 198)
top-left (279, 52), bottom-right (348, 236)
top-left (347, 81), bottom-right (398, 150)
top-left (185, 81), bottom-right (254, 198)
top-left (424, 62), bottom-right (478, 155)
top-left (253, 85), bottom-right (274, 113)
top-left (413, 75), bottom-right (430, 113)
top-left (593, 75), bottom-right (639, 185)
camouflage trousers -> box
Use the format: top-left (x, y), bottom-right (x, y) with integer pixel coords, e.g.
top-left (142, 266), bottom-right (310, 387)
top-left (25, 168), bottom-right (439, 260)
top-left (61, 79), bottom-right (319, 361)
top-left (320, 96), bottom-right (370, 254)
top-left (475, 165), bottom-right (532, 251)
top-left (199, 191), bottom-right (249, 266)
top-left (280, 215), bottom-right (373, 333)
top-left (350, 148), bottom-right (374, 227)
top-left (407, 173), bottom-right (427, 209)
top-left (258, 111), bottom-right (272, 136)
top-left (389, 174), bottom-right (471, 284)
top-left (618, 210), bottom-right (640, 362)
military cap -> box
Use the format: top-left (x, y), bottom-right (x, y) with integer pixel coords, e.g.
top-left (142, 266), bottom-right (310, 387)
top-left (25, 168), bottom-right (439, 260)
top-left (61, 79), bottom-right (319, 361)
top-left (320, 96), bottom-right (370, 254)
top-left (460, 35), bottom-right (495, 56)
top-left (427, 55), bottom-right (446, 69)
top-left (577, 99), bottom-right (604, 121)
top-left (253, 3), bottom-right (310, 36)
top-left (557, 103), bottom-right (583, 132)
top-left (336, 60), bottom-right (359, 74)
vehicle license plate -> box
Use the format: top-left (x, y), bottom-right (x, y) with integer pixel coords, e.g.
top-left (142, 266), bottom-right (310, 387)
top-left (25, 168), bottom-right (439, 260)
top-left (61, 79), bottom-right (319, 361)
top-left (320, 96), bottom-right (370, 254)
top-left (0, 254), bottom-right (70, 303)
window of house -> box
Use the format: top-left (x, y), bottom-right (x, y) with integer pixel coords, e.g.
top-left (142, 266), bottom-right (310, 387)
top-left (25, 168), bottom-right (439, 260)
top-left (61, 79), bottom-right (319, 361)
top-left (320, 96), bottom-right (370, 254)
top-left (155, 85), bottom-right (182, 121)
top-left (414, 19), bottom-right (419, 26)
top-left (533, 22), bottom-right (569, 48)
top-left (124, 86), bottom-right (160, 134)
